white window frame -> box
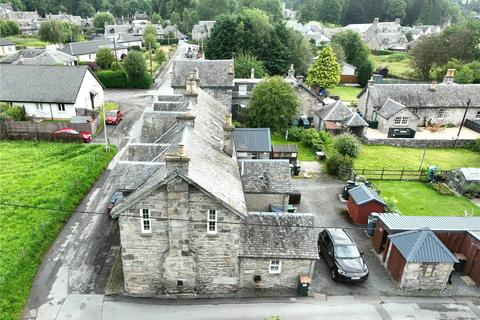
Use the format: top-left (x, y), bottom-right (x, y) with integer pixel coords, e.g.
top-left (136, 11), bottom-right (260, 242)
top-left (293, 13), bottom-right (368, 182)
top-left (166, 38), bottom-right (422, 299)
top-left (437, 109), bottom-right (446, 119)
top-left (394, 116), bottom-right (409, 125)
top-left (269, 260), bottom-right (282, 274)
top-left (412, 107), bottom-right (419, 115)
top-left (239, 85), bottom-right (248, 96)
top-left (140, 208), bottom-right (152, 233)
top-left (58, 103), bottom-right (66, 112)
top-left (207, 209), bottom-right (217, 234)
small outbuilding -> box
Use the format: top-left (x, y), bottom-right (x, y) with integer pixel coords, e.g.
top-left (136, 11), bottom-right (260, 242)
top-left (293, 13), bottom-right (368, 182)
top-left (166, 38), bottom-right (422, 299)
top-left (271, 144), bottom-right (298, 164)
top-left (447, 168), bottom-right (480, 194)
top-left (386, 229), bottom-right (458, 290)
top-left (347, 185), bottom-right (386, 224)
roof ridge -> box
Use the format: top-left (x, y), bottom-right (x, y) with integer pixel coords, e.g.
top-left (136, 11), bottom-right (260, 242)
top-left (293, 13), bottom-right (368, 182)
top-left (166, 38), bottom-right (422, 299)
top-left (406, 229), bottom-right (428, 261)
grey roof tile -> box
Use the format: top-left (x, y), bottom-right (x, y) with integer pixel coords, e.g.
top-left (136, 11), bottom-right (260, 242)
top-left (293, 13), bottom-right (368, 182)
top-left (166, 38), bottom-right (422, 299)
top-left (389, 229), bottom-right (459, 263)
top-left (240, 212), bottom-right (318, 259)
top-left (344, 112), bottom-right (368, 127)
top-left (0, 64), bottom-right (89, 103)
top-left (349, 185), bottom-right (386, 206)
top-left (376, 98), bottom-right (408, 119)
top-left (171, 59), bottom-right (233, 88)
top-left (0, 48), bottom-right (45, 63)
top-left (239, 159), bottom-right (293, 194)
top-left (60, 39), bottom-right (128, 56)
top-left (234, 128), bottom-right (271, 152)
top-left (315, 100), bottom-right (353, 121)
top-left (0, 38), bottom-right (14, 46)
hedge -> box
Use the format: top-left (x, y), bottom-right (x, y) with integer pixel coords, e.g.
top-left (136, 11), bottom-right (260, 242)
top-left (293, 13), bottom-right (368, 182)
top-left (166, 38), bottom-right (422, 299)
top-left (95, 70), bottom-right (152, 89)
top-left (159, 38), bottom-right (179, 45)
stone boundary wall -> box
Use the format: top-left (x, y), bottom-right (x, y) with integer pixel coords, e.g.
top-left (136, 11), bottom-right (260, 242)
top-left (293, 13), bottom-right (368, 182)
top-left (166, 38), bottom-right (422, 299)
top-left (362, 136), bottom-right (473, 148)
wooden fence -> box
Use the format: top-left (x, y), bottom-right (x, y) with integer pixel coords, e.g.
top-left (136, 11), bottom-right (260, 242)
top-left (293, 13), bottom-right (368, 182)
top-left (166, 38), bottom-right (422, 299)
top-left (352, 168), bottom-right (426, 181)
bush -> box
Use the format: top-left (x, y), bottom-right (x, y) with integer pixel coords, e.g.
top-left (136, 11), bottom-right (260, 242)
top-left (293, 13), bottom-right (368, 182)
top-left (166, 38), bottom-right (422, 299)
top-left (128, 45), bottom-right (142, 52)
top-left (383, 197), bottom-right (400, 213)
top-left (159, 38), bottom-right (179, 45)
top-left (301, 128), bottom-right (323, 149)
top-left (468, 139), bottom-right (480, 152)
top-left (287, 127), bottom-right (304, 142)
top-left (0, 103), bottom-right (26, 121)
top-left (334, 133), bottom-right (361, 158)
top-left (123, 50), bottom-right (147, 81)
top-left (128, 72), bottom-right (153, 89)
top-left (387, 53), bottom-right (408, 62)
top-left (464, 183), bottom-right (480, 199)
top-left (96, 48), bottom-right (115, 69)
top-left (111, 60), bottom-right (122, 71)
top-left (431, 182), bottom-right (455, 195)
top-left (86, 61), bottom-right (100, 71)
top-left (95, 70), bottom-right (128, 88)
top-left (325, 152), bottom-right (353, 176)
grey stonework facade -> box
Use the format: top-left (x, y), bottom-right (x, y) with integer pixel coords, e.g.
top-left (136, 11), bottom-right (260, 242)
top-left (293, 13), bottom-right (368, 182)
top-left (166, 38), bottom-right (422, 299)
top-left (361, 137), bottom-right (472, 147)
top-left (174, 87), bottom-right (233, 110)
top-left (399, 263), bottom-right (453, 290)
top-left (244, 193), bottom-right (288, 212)
top-left (377, 108), bottom-right (419, 133)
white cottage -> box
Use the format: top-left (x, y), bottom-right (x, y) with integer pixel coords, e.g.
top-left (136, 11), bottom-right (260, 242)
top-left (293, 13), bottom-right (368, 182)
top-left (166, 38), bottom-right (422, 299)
top-left (0, 64), bottom-right (104, 119)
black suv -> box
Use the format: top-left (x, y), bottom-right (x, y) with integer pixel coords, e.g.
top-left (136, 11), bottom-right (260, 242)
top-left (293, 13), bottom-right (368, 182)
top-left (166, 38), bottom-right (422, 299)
top-left (318, 228), bottom-right (368, 282)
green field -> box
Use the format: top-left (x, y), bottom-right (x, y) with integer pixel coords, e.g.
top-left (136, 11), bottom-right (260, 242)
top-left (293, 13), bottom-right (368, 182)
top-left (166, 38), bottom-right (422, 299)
top-left (0, 141), bottom-right (115, 320)
top-left (371, 52), bottom-right (416, 80)
top-left (6, 36), bottom-right (48, 48)
top-left (356, 145), bottom-right (480, 170)
top-left (328, 85), bottom-right (362, 103)
top-left (271, 133), bottom-right (317, 161)
top-left (375, 181), bottom-right (479, 216)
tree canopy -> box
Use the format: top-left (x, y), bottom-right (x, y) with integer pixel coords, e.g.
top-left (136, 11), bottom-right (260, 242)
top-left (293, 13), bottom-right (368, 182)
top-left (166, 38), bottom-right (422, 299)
top-left (96, 48), bottom-right (115, 69)
top-left (234, 53), bottom-right (268, 78)
top-left (242, 76), bottom-right (299, 132)
top-left (306, 45), bottom-right (340, 89)
top-left (0, 20), bottom-right (20, 37)
top-left (331, 30), bottom-right (370, 69)
top-left (93, 12), bottom-right (114, 33)
top-left (123, 51), bottom-right (147, 80)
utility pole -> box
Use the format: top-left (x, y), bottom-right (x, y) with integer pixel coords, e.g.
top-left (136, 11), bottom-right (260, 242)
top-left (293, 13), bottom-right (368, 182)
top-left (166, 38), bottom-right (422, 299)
top-left (102, 104), bottom-right (109, 150)
top-left (113, 37), bottom-right (118, 62)
top-left (455, 98), bottom-right (471, 147)
top-left (418, 145), bottom-right (427, 171)
top-left (149, 42), bottom-right (153, 81)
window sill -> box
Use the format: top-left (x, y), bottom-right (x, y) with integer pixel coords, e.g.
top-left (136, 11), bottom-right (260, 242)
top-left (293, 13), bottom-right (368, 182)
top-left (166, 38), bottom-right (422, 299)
top-left (206, 233), bottom-right (218, 238)
top-left (140, 232), bottom-right (152, 237)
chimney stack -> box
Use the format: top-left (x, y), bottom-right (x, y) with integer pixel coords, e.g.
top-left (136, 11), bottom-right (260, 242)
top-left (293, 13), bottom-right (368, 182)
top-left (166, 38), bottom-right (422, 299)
top-left (223, 113), bottom-right (234, 157)
top-left (288, 64), bottom-right (295, 78)
top-left (374, 17), bottom-right (379, 24)
top-left (185, 71), bottom-right (198, 103)
top-left (165, 143), bottom-right (190, 173)
top-left (193, 68), bottom-right (200, 82)
top-left (429, 80), bottom-right (437, 92)
top-left (395, 18), bottom-right (400, 24)
top-left (368, 78), bottom-right (374, 87)
top-left (443, 69), bottom-right (455, 84)
top-left (228, 63), bottom-right (234, 75)
top-left (176, 105), bottom-right (195, 126)
top-left (250, 68), bottom-right (255, 79)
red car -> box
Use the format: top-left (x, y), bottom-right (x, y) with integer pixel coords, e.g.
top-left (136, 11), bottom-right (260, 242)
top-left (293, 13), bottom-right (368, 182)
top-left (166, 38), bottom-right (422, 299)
top-left (52, 128), bottom-right (92, 143)
top-left (105, 110), bottom-right (123, 125)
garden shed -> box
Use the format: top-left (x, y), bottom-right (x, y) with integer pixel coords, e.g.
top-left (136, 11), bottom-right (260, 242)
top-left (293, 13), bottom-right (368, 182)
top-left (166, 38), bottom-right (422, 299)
top-left (447, 168), bottom-right (480, 194)
top-left (347, 185), bottom-right (386, 224)
top-left (386, 229), bottom-right (458, 290)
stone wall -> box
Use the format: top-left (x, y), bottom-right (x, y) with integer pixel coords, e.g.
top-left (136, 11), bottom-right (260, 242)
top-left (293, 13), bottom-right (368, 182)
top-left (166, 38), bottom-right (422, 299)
top-left (361, 136), bottom-right (473, 147)
top-left (245, 193), bottom-right (288, 212)
top-left (399, 262), bottom-right (453, 290)
top-left (296, 86), bottom-right (321, 118)
top-left (119, 179), bottom-right (242, 297)
top-left (377, 108), bottom-right (419, 134)
top-left (239, 258), bottom-right (314, 292)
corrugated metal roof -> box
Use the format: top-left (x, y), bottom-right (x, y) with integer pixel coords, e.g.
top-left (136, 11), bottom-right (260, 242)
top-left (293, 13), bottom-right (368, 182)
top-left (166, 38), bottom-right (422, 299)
top-left (379, 213), bottom-right (480, 232)
top-left (460, 168), bottom-right (480, 182)
top-left (234, 128), bottom-right (271, 152)
top-left (389, 229), bottom-right (459, 263)
top-left (349, 185), bottom-right (386, 206)
top-left (272, 144), bottom-right (298, 153)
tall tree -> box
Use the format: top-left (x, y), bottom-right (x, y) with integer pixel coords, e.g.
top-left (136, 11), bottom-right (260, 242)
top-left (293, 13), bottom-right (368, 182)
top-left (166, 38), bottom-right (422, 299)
top-left (298, 0), bottom-right (321, 23)
top-left (341, 0), bottom-right (368, 24)
top-left (384, 0), bottom-right (407, 20)
top-left (93, 11), bottom-right (114, 33)
top-left (123, 50), bottom-right (147, 80)
top-left (243, 76), bottom-right (299, 132)
top-left (38, 20), bottom-right (65, 43)
top-left (234, 53), bottom-right (268, 78)
top-left (331, 30), bottom-right (370, 68)
top-left (306, 45), bottom-right (340, 89)
top-left (363, 0), bottom-right (385, 21)
top-left (410, 35), bottom-right (444, 80)
top-left (197, 0), bottom-right (236, 20)
top-left (318, 0), bottom-right (343, 24)
top-left (239, 0), bottom-right (283, 21)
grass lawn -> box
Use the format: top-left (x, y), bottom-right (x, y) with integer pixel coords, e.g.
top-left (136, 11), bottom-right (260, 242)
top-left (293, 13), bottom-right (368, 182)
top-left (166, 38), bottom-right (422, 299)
top-left (328, 85), bottom-right (362, 103)
top-left (0, 141), bottom-right (115, 319)
top-left (6, 36), bottom-right (48, 48)
top-left (271, 133), bottom-right (317, 161)
top-left (356, 145), bottom-right (480, 170)
top-left (371, 52), bottom-right (416, 80)
top-left (374, 181), bottom-right (479, 216)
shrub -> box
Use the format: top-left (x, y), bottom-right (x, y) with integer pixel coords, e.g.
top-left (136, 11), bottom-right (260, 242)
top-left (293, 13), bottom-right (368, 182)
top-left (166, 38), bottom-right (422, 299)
top-left (325, 152), bottom-right (353, 176)
top-left (387, 53), bottom-right (408, 62)
top-left (128, 45), bottom-right (142, 52)
top-left (467, 139), bottom-right (480, 152)
top-left (96, 48), bottom-right (115, 69)
top-left (0, 103), bottom-right (26, 121)
top-left (123, 51), bottom-right (147, 81)
top-left (464, 183), bottom-right (480, 199)
top-left (155, 48), bottom-right (167, 65)
top-left (159, 38), bottom-right (179, 45)
top-left (301, 128), bottom-right (322, 149)
top-left (334, 133), bottom-right (361, 158)
top-left (95, 70), bottom-right (128, 88)
top-left (86, 61), bottom-right (100, 71)
top-left (111, 60), bottom-right (122, 71)
top-left (287, 127), bottom-right (304, 142)
top-left (128, 73), bottom-right (153, 89)
top-left (384, 197), bottom-right (400, 213)
top-left (431, 182), bottom-right (455, 195)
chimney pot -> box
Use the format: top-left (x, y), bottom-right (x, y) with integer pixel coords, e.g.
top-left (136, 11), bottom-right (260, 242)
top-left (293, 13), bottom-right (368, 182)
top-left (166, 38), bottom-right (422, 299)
top-left (374, 17), bottom-right (379, 24)
top-left (223, 113), bottom-right (234, 157)
top-left (193, 68), bottom-right (199, 81)
top-left (429, 80), bottom-right (437, 92)
top-left (228, 63), bottom-right (234, 74)
top-left (368, 78), bottom-right (374, 87)
top-left (177, 143), bottom-right (186, 157)
top-left (225, 113), bottom-right (232, 128)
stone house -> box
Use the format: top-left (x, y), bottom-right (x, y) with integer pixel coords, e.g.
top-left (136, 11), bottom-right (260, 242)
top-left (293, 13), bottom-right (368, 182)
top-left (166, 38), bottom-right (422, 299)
top-left (357, 81), bottom-right (480, 131)
top-left (344, 18), bottom-right (407, 51)
top-left (0, 38), bottom-right (15, 56)
top-left (232, 77), bottom-right (262, 118)
top-left (313, 100), bottom-right (368, 136)
top-left (375, 98), bottom-right (420, 134)
top-left (284, 66), bottom-right (323, 119)
top-left (0, 64), bottom-right (104, 120)
top-left (60, 39), bottom-right (129, 62)
top-left (111, 75), bottom-right (318, 298)
top-left (0, 48), bottom-right (77, 65)
top-left (192, 21), bottom-right (216, 41)
top-left (171, 60), bottom-right (234, 107)
top-left (239, 159), bottom-right (293, 212)
top-left (385, 229), bottom-right (458, 290)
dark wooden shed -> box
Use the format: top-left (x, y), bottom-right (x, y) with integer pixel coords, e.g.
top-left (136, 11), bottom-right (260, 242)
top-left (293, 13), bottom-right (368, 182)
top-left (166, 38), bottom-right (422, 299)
top-left (347, 185), bottom-right (386, 224)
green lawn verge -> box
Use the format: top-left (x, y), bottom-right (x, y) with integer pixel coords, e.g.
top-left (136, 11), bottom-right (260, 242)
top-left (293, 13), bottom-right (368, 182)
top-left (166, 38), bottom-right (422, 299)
top-left (0, 141), bottom-right (116, 319)
top-left (356, 145), bottom-right (480, 170)
top-left (371, 52), bottom-right (416, 80)
top-left (328, 85), bottom-right (362, 103)
top-left (271, 133), bottom-right (317, 161)
top-left (6, 36), bottom-right (48, 48)
top-left (374, 180), bottom-right (479, 216)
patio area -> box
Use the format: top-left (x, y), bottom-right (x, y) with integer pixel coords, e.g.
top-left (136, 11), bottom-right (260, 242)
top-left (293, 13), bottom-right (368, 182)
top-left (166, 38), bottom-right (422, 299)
top-left (365, 127), bottom-right (480, 140)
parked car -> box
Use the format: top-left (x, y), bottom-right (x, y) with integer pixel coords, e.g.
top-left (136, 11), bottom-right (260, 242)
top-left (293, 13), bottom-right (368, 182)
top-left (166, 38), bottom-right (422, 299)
top-left (51, 128), bottom-right (92, 143)
top-left (107, 191), bottom-right (123, 216)
top-left (105, 110), bottom-right (123, 125)
top-left (318, 228), bottom-right (369, 282)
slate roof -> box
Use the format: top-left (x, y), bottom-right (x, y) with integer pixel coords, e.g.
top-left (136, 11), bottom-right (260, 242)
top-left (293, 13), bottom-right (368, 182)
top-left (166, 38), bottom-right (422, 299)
top-left (272, 144), bottom-right (298, 153)
top-left (359, 84), bottom-right (480, 108)
top-left (0, 38), bottom-right (14, 46)
top-left (171, 59), bottom-right (234, 88)
top-left (349, 185), bottom-right (386, 206)
top-left (60, 40), bottom-right (128, 56)
top-left (459, 168), bottom-right (480, 182)
top-left (239, 159), bottom-right (293, 194)
top-left (239, 212), bottom-right (318, 259)
top-left (376, 98), bottom-right (409, 119)
top-left (112, 162), bottom-right (165, 191)
top-left (234, 128), bottom-right (271, 152)
top-left (0, 65), bottom-right (90, 103)
top-left (11, 50), bottom-right (77, 65)
top-left (0, 48), bottom-right (45, 63)
top-left (389, 229), bottom-right (459, 263)
top-left (315, 100), bottom-right (353, 121)
top-left (112, 88), bottom-right (248, 218)
top-left (344, 113), bottom-right (368, 127)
